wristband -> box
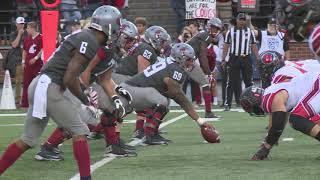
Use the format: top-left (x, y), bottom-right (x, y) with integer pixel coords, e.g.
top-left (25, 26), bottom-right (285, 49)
top-left (22, 59), bottom-right (25, 64)
top-left (196, 117), bottom-right (205, 126)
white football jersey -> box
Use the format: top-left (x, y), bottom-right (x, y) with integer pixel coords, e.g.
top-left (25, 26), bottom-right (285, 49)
top-left (262, 72), bottom-right (320, 118)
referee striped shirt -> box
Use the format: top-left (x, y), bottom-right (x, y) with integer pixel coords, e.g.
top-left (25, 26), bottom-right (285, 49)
top-left (224, 27), bottom-right (256, 56)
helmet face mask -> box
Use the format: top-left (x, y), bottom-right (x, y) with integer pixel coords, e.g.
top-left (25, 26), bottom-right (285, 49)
top-left (90, 5), bottom-right (123, 44)
top-left (170, 43), bottom-right (196, 72)
top-left (117, 20), bottom-right (138, 50)
top-left (240, 86), bottom-right (265, 116)
top-left (145, 26), bottom-right (171, 54)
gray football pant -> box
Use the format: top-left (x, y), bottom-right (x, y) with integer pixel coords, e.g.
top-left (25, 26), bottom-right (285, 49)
top-left (21, 76), bottom-right (90, 147)
top-left (187, 64), bottom-right (209, 87)
top-left (92, 82), bottom-right (169, 112)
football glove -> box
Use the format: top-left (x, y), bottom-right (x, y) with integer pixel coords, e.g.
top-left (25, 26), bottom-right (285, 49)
top-left (251, 144), bottom-right (270, 160)
top-left (112, 95), bottom-right (126, 119)
top-left (115, 86), bottom-right (133, 104)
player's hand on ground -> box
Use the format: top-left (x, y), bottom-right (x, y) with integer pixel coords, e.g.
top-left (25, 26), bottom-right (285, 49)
top-left (112, 95), bottom-right (126, 119)
top-left (115, 86), bottom-right (133, 104)
top-left (251, 144), bottom-right (270, 160)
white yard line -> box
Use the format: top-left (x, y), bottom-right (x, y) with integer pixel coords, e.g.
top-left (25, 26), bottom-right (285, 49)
top-left (0, 113), bottom-right (26, 117)
top-left (70, 113), bottom-right (188, 180)
top-left (0, 123), bottom-right (52, 127)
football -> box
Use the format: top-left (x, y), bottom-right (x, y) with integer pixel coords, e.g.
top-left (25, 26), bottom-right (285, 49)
top-left (201, 126), bottom-right (220, 143)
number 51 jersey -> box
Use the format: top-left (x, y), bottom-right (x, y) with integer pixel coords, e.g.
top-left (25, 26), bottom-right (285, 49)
top-left (125, 57), bottom-right (187, 96)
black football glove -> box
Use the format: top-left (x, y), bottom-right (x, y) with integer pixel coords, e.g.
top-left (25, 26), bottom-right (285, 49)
top-left (112, 95), bottom-right (126, 119)
top-left (115, 86), bottom-right (133, 104)
top-left (251, 144), bottom-right (270, 160)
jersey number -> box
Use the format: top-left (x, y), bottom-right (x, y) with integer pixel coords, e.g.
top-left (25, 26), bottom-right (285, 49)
top-left (144, 61), bottom-right (167, 77)
top-left (173, 71), bottom-right (182, 81)
top-left (143, 49), bottom-right (152, 59)
top-left (80, 41), bottom-right (88, 54)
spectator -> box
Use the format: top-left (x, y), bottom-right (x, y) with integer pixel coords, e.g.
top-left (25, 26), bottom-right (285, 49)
top-left (3, 17), bottom-right (27, 106)
top-left (81, 0), bottom-right (102, 18)
top-left (21, 21), bottom-right (43, 108)
top-left (134, 17), bottom-right (147, 40)
top-left (221, 13), bottom-right (259, 111)
top-left (187, 20), bottom-right (200, 36)
top-left (102, 0), bottom-right (125, 8)
top-left (64, 20), bottom-right (82, 40)
top-left (170, 0), bottom-right (186, 35)
top-left (16, 0), bottom-right (37, 22)
top-left (60, 0), bottom-right (82, 21)
top-left (177, 26), bottom-right (192, 43)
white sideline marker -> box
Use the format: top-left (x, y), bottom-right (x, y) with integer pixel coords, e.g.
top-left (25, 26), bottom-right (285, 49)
top-left (0, 70), bottom-right (16, 109)
top-left (70, 113), bottom-right (188, 180)
top-left (282, 138), bottom-right (294, 142)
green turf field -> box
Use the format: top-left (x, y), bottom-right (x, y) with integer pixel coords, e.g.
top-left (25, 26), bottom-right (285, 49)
top-left (0, 108), bottom-right (319, 180)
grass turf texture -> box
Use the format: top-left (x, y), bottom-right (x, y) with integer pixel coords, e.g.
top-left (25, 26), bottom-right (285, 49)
top-left (0, 110), bottom-right (319, 180)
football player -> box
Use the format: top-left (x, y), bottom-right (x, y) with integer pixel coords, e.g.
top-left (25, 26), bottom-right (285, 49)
top-left (33, 20), bottom-right (138, 160)
top-left (240, 24), bottom-right (320, 160)
top-left (241, 71), bottom-right (320, 160)
top-left (187, 17), bottom-right (223, 118)
top-left (112, 26), bottom-right (171, 141)
top-left (0, 6), bottom-right (121, 179)
top-left (95, 43), bottom-right (215, 147)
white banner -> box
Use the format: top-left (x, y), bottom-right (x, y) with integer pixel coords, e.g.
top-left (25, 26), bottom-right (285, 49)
top-left (185, 0), bottom-right (216, 20)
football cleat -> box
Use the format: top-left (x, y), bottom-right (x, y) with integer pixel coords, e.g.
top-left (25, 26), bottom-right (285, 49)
top-left (154, 132), bottom-right (172, 143)
top-left (132, 128), bottom-right (144, 140)
top-left (118, 138), bottom-right (136, 150)
top-left (143, 134), bottom-right (168, 145)
top-left (205, 112), bottom-right (219, 118)
top-left (34, 145), bottom-right (64, 161)
top-left (251, 144), bottom-right (270, 160)
top-left (103, 144), bottom-right (137, 157)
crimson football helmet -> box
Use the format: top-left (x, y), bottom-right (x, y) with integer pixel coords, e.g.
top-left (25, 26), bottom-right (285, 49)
top-left (308, 24), bottom-right (320, 58)
top-left (240, 86), bottom-right (265, 116)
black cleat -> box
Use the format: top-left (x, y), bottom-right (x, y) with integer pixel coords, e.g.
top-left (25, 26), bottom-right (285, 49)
top-left (132, 128), bottom-right (144, 140)
top-left (34, 145), bottom-right (64, 161)
top-left (143, 134), bottom-right (168, 145)
top-left (118, 138), bottom-right (136, 150)
top-left (103, 144), bottom-right (137, 157)
top-left (205, 112), bottom-right (219, 118)
top-left (154, 132), bottom-right (172, 143)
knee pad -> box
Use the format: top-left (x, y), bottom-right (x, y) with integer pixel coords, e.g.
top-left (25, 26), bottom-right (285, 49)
top-left (146, 104), bottom-right (169, 121)
top-left (289, 114), bottom-right (315, 135)
top-left (100, 111), bottom-right (117, 127)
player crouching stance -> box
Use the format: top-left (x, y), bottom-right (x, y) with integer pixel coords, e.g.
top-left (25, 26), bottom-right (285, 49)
top-left (240, 71), bottom-right (320, 160)
top-left (118, 43), bottom-right (215, 145)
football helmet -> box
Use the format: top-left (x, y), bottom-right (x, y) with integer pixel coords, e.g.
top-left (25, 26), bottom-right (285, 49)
top-left (207, 17), bottom-right (223, 29)
top-left (144, 26), bottom-right (171, 53)
top-left (308, 24), bottom-right (320, 58)
top-left (117, 20), bottom-right (138, 50)
top-left (170, 43), bottom-right (196, 71)
top-left (90, 5), bottom-right (122, 43)
top-left (240, 86), bottom-right (265, 116)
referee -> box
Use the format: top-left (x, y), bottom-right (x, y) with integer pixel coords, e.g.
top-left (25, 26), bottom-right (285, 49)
top-left (221, 13), bottom-right (259, 111)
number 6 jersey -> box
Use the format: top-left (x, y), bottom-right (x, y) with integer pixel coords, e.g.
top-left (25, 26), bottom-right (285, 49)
top-left (41, 29), bottom-right (99, 87)
top-left (125, 57), bottom-right (187, 96)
